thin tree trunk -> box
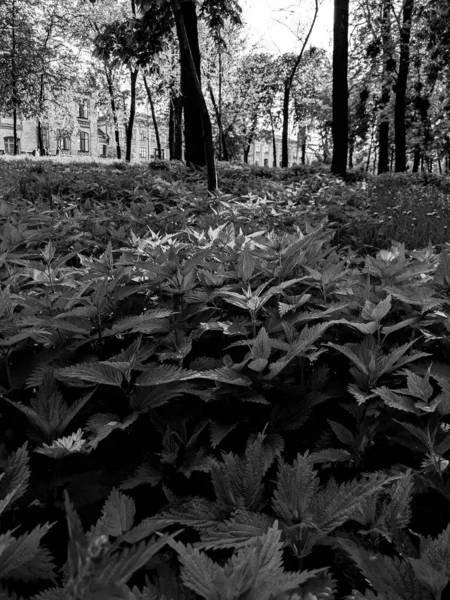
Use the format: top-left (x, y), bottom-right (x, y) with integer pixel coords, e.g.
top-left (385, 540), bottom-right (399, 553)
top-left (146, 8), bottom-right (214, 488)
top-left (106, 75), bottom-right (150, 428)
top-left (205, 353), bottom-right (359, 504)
top-left (412, 147), bottom-right (420, 172)
top-left (169, 92), bottom-right (183, 160)
top-left (378, 0), bottom-right (393, 173)
top-left (171, 0), bottom-right (217, 190)
top-left (348, 134), bottom-right (355, 168)
top-left (11, 0), bottom-right (18, 155)
top-left (218, 37), bottom-right (224, 160)
top-left (271, 119), bottom-right (277, 166)
top-left (331, 0), bottom-right (349, 176)
top-left (394, 0), bottom-right (414, 172)
top-left (281, 80), bottom-right (290, 168)
top-left (37, 121), bottom-right (44, 154)
top-left (125, 68), bottom-right (139, 163)
top-left (208, 81), bottom-right (229, 160)
top-left (143, 74), bottom-right (161, 159)
top-left (104, 64), bottom-right (121, 159)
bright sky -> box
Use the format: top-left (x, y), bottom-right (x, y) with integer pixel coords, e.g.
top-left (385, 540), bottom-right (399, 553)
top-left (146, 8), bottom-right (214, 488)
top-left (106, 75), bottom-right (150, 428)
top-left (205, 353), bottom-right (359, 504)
top-left (240, 0), bottom-right (334, 54)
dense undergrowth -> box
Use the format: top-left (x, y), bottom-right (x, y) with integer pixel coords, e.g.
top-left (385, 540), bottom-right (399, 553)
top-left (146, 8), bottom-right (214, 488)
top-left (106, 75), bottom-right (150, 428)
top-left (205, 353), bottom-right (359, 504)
top-left (1, 156), bottom-right (450, 599)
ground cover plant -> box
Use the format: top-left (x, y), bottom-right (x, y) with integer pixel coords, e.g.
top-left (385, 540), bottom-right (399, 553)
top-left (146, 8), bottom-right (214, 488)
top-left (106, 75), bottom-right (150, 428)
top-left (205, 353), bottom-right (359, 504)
top-left (2, 157), bottom-right (450, 599)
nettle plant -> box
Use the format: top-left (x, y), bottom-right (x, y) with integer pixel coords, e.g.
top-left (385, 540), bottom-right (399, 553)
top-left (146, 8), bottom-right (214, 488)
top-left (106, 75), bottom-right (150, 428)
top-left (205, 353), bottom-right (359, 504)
top-left (2, 160), bottom-right (450, 598)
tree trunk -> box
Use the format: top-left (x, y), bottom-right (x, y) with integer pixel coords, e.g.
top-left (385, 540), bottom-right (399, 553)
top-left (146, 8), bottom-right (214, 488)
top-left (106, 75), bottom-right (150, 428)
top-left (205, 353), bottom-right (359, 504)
top-left (412, 147), bottom-right (420, 172)
top-left (378, 0), bottom-right (393, 174)
top-left (348, 134), bottom-right (355, 168)
top-left (105, 63), bottom-right (121, 160)
top-left (169, 92), bottom-right (183, 160)
top-left (125, 68), bottom-right (139, 163)
top-left (331, 0), bottom-right (349, 176)
top-left (11, 0), bottom-right (19, 155)
top-left (208, 81), bottom-right (228, 160)
top-left (281, 80), bottom-right (290, 168)
top-left (177, 0), bottom-right (204, 167)
top-left (143, 74), bottom-right (161, 160)
top-left (171, 0), bottom-right (217, 190)
top-left (269, 110), bottom-right (277, 166)
top-left (37, 121), bottom-right (44, 155)
top-left (394, 0), bottom-right (414, 172)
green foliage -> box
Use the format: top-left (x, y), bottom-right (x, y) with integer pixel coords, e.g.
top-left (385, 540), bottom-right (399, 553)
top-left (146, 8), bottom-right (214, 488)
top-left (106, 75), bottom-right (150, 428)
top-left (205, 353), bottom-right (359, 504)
top-left (2, 158), bottom-right (450, 598)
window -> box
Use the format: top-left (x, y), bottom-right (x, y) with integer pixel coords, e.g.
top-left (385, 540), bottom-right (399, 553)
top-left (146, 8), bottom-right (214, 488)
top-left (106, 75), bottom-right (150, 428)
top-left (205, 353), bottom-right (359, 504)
top-left (119, 128), bottom-right (125, 139)
top-left (4, 137), bottom-right (19, 154)
top-left (140, 130), bottom-right (146, 141)
top-left (99, 144), bottom-right (107, 156)
top-left (57, 132), bottom-right (70, 152)
top-left (78, 101), bottom-right (88, 119)
top-left (264, 158), bottom-right (269, 167)
top-left (256, 143), bottom-right (261, 151)
top-left (153, 148), bottom-right (165, 159)
top-left (139, 147), bottom-right (147, 158)
top-left (79, 131), bottom-right (89, 153)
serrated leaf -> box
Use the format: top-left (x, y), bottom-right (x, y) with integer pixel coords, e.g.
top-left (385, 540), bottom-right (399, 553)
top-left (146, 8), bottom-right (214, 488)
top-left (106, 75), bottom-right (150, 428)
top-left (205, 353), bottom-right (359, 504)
top-left (55, 362), bottom-right (123, 386)
top-left (196, 510), bottom-right (275, 551)
top-left (252, 328), bottom-right (271, 361)
top-left (90, 489), bottom-right (136, 538)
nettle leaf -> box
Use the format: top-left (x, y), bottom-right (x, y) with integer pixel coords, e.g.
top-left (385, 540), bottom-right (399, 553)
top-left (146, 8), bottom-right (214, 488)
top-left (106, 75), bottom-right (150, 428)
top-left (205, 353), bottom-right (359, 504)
top-left (157, 497), bottom-right (222, 533)
top-left (272, 452), bottom-right (320, 527)
top-left (170, 523), bottom-right (323, 600)
top-left (239, 245), bottom-right (256, 281)
top-left (90, 489), bottom-right (136, 538)
top-left (338, 539), bottom-right (433, 600)
top-left (196, 510), bottom-right (275, 551)
top-left (361, 295), bottom-right (392, 322)
top-left (136, 364), bottom-right (200, 386)
top-left (252, 327), bottom-right (271, 361)
top-left (419, 523), bottom-right (450, 578)
top-left (0, 522), bottom-right (55, 582)
top-left (55, 362), bottom-right (123, 386)
top-left (308, 448), bottom-right (352, 464)
top-left (0, 443), bottom-right (30, 506)
top-left (85, 412), bottom-right (139, 451)
top-left (35, 429), bottom-right (87, 459)
top-left (327, 420), bottom-right (355, 446)
top-left (209, 421), bottom-right (240, 449)
top-left (120, 463), bottom-right (162, 491)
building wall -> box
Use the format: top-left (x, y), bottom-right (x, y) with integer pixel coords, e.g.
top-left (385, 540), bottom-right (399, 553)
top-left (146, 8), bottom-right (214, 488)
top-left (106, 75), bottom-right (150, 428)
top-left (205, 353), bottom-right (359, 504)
top-left (99, 117), bottom-right (171, 162)
top-left (0, 99), bottom-right (100, 157)
top-left (0, 117), bottom-right (38, 154)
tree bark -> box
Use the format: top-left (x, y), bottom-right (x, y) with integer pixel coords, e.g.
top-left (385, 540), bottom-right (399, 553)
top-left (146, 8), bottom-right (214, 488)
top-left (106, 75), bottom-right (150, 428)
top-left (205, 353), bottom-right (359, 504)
top-left (105, 64), bottom-right (121, 160)
top-left (269, 110), bottom-right (277, 166)
top-left (169, 91), bottom-right (183, 160)
top-left (143, 74), bottom-right (161, 160)
top-left (125, 68), bottom-right (139, 162)
top-left (11, 0), bottom-right (19, 155)
top-left (331, 0), bottom-right (349, 176)
top-left (177, 0), bottom-right (204, 167)
top-left (394, 0), bottom-right (414, 172)
top-left (171, 0), bottom-right (217, 190)
top-left (378, 0), bottom-right (393, 173)
top-left (208, 81), bottom-right (228, 161)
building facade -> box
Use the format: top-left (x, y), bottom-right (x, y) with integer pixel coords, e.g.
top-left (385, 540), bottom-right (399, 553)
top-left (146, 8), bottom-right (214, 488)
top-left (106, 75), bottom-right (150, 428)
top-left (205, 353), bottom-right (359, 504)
top-left (97, 116), bottom-right (171, 162)
top-left (0, 99), bottom-right (108, 158)
top-left (1, 100), bottom-right (314, 166)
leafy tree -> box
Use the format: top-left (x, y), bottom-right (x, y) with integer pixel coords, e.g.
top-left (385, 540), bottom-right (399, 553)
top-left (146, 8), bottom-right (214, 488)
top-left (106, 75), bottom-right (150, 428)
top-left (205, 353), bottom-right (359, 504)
top-left (93, 0), bottom-right (173, 162)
